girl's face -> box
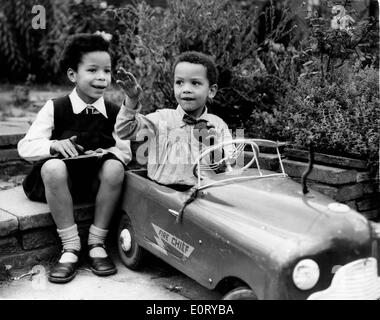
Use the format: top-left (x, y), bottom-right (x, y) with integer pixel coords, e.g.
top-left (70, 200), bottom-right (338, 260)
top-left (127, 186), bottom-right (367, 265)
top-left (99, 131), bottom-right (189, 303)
top-left (68, 51), bottom-right (111, 104)
top-left (174, 62), bottom-right (217, 118)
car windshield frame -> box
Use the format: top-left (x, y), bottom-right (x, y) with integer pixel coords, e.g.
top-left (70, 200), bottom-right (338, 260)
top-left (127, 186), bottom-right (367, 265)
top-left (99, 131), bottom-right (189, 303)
top-left (195, 138), bottom-right (288, 191)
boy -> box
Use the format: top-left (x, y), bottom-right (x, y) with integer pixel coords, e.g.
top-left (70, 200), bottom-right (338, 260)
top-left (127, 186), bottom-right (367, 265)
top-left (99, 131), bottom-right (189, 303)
top-left (18, 33), bottom-right (131, 283)
top-left (115, 51), bottom-right (233, 187)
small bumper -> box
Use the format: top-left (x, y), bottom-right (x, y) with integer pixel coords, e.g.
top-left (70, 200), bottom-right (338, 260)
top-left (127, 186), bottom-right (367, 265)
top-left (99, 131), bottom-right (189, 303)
top-left (370, 221), bottom-right (380, 239)
top-left (307, 257), bottom-right (380, 300)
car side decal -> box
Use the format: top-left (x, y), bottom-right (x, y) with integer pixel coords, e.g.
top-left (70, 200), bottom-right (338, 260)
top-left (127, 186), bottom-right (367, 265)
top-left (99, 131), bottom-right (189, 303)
top-left (152, 223), bottom-right (194, 258)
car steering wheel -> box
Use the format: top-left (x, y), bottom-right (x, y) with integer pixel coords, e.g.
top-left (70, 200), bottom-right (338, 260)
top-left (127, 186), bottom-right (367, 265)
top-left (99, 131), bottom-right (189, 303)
top-left (193, 139), bottom-right (260, 180)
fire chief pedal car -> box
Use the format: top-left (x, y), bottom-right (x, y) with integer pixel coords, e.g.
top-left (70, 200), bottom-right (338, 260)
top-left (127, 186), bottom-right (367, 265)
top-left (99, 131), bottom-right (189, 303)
top-left (117, 138), bottom-right (380, 300)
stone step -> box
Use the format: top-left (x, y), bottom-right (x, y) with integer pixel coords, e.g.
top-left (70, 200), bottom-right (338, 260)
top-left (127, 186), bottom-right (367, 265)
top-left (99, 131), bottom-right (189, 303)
top-left (0, 186), bottom-right (95, 271)
top-left (0, 209), bottom-right (18, 237)
top-left (0, 174), bottom-right (25, 191)
top-left (284, 148), bottom-right (368, 170)
top-left (0, 130), bottom-right (30, 178)
top-left (0, 186), bottom-right (94, 231)
top-left (282, 159), bottom-right (360, 185)
top-left (0, 134), bottom-right (25, 148)
top-left (0, 161), bottom-right (32, 178)
top-left (301, 180), bottom-right (377, 202)
top-left (0, 149), bottom-right (20, 162)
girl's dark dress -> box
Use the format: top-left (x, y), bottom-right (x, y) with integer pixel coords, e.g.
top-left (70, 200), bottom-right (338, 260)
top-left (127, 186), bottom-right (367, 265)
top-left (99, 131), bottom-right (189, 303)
top-left (23, 95), bottom-right (121, 203)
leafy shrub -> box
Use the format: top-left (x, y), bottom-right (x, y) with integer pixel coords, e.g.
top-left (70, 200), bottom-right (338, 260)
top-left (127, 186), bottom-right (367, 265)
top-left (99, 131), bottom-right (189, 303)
top-left (0, 0), bottom-right (124, 82)
top-left (247, 1), bottom-right (379, 171)
top-left (278, 65), bottom-right (379, 169)
top-left (40, 0), bottom-right (128, 81)
top-left (113, 0), bottom-right (299, 130)
top-left (299, 0), bottom-right (379, 83)
top-left (0, 0), bottom-right (54, 81)
top-left (39, 0), bottom-right (132, 82)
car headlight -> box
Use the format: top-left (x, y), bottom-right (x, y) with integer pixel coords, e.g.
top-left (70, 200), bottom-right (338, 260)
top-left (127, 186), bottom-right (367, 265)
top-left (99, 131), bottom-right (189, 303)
top-left (292, 259), bottom-right (320, 290)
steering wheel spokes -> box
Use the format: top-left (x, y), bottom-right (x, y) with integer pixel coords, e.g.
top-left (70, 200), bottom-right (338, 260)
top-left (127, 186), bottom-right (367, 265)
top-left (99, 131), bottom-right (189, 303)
top-left (193, 138), bottom-right (287, 190)
top-left (230, 142), bottom-right (245, 159)
top-left (198, 162), bottom-right (222, 171)
top-left (193, 139), bottom-right (261, 183)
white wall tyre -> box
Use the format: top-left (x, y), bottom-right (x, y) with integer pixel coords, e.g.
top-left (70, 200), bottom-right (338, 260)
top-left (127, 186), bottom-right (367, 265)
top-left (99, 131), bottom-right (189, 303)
top-left (222, 286), bottom-right (258, 300)
top-left (117, 211), bottom-right (146, 270)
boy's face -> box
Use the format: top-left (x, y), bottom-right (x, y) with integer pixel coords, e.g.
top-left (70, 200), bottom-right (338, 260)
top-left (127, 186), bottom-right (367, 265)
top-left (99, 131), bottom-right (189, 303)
top-left (67, 51), bottom-right (111, 104)
top-left (174, 62), bottom-right (217, 118)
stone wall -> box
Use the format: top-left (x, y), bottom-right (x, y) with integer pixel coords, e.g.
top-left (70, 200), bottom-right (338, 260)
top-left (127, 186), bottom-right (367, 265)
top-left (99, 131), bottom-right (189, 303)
top-left (248, 149), bottom-right (380, 221)
top-left (0, 127), bottom-right (32, 179)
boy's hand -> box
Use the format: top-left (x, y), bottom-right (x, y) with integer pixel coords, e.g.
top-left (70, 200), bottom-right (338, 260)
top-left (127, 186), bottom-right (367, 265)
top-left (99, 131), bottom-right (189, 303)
top-left (50, 136), bottom-right (84, 158)
top-left (116, 67), bottom-right (142, 101)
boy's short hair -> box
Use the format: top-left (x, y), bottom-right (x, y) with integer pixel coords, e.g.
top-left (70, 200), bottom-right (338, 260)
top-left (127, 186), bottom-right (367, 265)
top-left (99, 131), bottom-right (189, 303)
top-left (173, 51), bottom-right (218, 85)
top-left (60, 33), bottom-right (110, 72)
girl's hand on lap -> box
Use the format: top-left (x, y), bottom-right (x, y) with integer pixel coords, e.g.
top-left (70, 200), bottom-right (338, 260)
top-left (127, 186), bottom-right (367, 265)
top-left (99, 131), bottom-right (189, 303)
top-left (50, 136), bottom-right (84, 158)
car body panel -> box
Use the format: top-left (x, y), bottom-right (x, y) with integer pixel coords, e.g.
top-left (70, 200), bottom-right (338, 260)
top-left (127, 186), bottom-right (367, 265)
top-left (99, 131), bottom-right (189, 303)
top-left (121, 167), bottom-right (375, 299)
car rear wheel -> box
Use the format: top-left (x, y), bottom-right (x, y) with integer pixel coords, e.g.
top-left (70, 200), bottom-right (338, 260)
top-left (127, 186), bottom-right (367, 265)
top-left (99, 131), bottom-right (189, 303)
top-left (222, 286), bottom-right (258, 300)
top-left (117, 211), bottom-right (145, 270)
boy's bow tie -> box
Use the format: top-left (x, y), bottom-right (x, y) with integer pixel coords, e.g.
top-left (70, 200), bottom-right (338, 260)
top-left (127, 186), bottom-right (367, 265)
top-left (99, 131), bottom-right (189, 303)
top-left (85, 105), bottom-right (100, 115)
top-left (182, 114), bottom-right (206, 125)
top-left (182, 114), bottom-right (215, 131)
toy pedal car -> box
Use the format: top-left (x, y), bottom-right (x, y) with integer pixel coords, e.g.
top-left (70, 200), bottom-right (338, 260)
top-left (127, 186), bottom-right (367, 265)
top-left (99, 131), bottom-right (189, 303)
top-left (117, 138), bottom-right (380, 300)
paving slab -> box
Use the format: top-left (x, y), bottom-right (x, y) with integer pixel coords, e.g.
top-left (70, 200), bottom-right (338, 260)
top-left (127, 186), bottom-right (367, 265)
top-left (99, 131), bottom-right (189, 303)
top-left (0, 186), bottom-right (94, 230)
top-left (0, 248), bottom-right (221, 300)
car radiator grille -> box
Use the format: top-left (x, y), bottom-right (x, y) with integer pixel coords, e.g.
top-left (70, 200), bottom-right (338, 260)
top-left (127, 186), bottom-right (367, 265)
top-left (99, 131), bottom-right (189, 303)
top-left (308, 257), bottom-right (380, 300)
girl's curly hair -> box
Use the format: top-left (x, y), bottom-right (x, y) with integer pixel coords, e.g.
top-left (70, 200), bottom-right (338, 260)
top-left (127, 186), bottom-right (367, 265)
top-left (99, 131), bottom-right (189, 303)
top-left (60, 33), bottom-right (110, 72)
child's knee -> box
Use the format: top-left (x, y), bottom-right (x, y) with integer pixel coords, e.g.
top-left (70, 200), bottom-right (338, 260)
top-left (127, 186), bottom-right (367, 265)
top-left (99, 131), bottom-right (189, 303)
top-left (99, 160), bottom-right (125, 186)
top-left (41, 159), bottom-right (68, 184)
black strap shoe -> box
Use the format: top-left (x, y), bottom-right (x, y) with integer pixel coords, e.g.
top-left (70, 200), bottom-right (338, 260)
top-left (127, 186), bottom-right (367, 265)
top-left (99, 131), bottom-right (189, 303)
top-left (48, 249), bottom-right (80, 284)
top-left (88, 244), bottom-right (117, 276)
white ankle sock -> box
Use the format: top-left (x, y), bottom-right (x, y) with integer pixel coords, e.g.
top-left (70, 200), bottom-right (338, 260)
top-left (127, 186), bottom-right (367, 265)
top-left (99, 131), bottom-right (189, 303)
top-left (57, 224), bottom-right (81, 263)
top-left (88, 224), bottom-right (108, 258)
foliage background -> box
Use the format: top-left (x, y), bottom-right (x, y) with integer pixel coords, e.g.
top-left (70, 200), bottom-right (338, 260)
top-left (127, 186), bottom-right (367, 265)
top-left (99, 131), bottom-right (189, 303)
top-left (0, 0), bottom-right (379, 170)
top-left (113, 0), bottom-right (379, 169)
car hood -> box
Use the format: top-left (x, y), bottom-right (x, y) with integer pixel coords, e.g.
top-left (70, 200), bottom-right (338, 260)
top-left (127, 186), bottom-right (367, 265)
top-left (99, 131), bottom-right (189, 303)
top-left (187, 174), bottom-right (371, 265)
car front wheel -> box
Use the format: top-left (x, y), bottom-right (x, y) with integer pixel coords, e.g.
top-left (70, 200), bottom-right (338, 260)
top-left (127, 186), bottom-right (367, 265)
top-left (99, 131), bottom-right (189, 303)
top-left (117, 211), bottom-right (145, 270)
top-left (222, 286), bottom-right (258, 300)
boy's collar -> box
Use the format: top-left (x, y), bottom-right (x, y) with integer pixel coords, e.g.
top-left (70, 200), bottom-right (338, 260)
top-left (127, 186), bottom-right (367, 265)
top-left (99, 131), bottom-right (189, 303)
top-left (177, 105), bottom-right (208, 121)
top-left (69, 88), bottom-right (108, 118)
